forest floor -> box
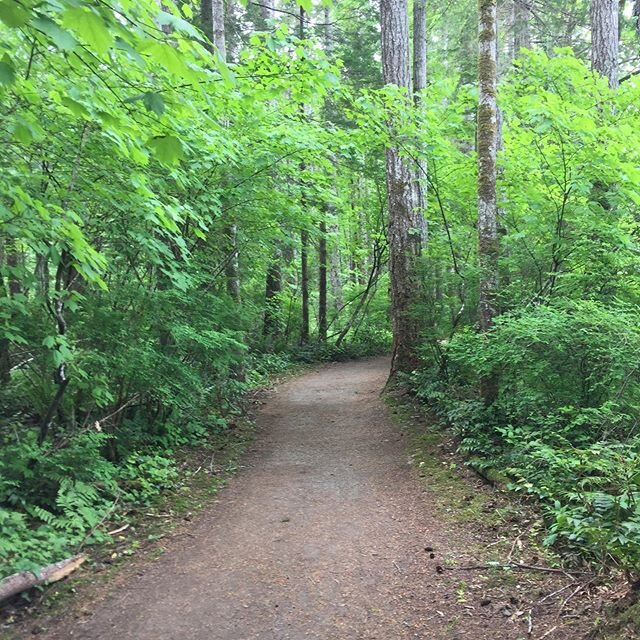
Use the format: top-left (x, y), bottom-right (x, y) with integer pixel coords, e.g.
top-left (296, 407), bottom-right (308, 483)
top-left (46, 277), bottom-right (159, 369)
top-left (3, 357), bottom-right (606, 639)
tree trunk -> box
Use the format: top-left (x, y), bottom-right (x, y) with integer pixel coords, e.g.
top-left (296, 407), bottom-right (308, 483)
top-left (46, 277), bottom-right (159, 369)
top-left (299, 7), bottom-right (310, 345)
top-left (201, 0), bottom-right (213, 50)
top-left (591, 0), bottom-right (619, 88)
top-left (329, 223), bottom-right (343, 313)
top-left (318, 220), bottom-right (327, 341)
top-left (0, 240), bottom-right (8, 384)
top-left (634, 0), bottom-right (640, 36)
top-left (412, 0), bottom-right (428, 242)
top-left (381, 0), bottom-right (422, 375)
top-left (513, 0), bottom-right (531, 53)
top-left (263, 249), bottom-right (282, 343)
top-left (478, 0), bottom-right (500, 405)
top-left (562, 0), bottom-right (579, 47)
top-left (300, 228), bottom-right (310, 343)
top-left (224, 224), bottom-right (241, 303)
top-left (413, 0), bottom-right (427, 98)
top-left (261, 0), bottom-right (274, 23)
top-left (0, 555), bottom-right (86, 604)
top-left (208, 0), bottom-right (241, 302)
top-left (211, 0), bottom-right (226, 56)
top-left (0, 239), bottom-right (23, 383)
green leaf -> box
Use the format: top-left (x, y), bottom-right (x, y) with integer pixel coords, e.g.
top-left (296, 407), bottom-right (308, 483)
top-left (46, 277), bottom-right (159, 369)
top-left (115, 37), bottom-right (145, 66)
top-left (156, 11), bottom-right (200, 38)
top-left (147, 135), bottom-right (184, 166)
top-left (62, 7), bottom-right (114, 56)
top-left (0, 1), bottom-right (30, 28)
top-left (0, 56), bottom-right (15, 86)
top-left (31, 16), bottom-right (78, 51)
top-left (12, 122), bottom-right (35, 144)
top-left (61, 96), bottom-right (90, 118)
top-left (143, 92), bottom-right (165, 116)
top-left (143, 41), bottom-right (191, 78)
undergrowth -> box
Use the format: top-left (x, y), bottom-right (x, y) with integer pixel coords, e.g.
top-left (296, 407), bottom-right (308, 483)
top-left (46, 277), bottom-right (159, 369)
top-left (0, 343), bottom-right (382, 580)
top-left (413, 300), bottom-right (640, 578)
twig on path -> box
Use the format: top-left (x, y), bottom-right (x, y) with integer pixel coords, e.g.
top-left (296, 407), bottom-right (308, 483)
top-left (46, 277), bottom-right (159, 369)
top-left (537, 582), bottom-right (577, 605)
top-left (527, 608), bottom-right (533, 636)
top-left (539, 625), bottom-right (558, 639)
top-left (557, 584), bottom-right (584, 619)
top-left (107, 523), bottom-right (130, 536)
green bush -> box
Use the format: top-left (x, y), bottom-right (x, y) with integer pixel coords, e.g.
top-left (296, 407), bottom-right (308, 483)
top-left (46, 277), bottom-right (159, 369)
top-left (414, 300), bottom-right (640, 572)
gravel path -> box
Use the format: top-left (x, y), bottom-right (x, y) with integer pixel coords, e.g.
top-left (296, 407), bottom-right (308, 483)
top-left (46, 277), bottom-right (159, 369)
top-left (41, 357), bottom-right (542, 639)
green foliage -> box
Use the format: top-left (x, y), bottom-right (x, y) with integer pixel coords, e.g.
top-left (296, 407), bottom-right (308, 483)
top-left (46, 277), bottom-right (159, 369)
top-left (415, 301), bottom-right (640, 572)
top-left (0, 0), bottom-right (387, 581)
top-left (1, 0), bottom-right (638, 591)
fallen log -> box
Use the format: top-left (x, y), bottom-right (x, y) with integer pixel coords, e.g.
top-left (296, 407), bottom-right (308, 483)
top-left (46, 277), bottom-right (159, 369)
top-left (0, 554), bottom-right (86, 604)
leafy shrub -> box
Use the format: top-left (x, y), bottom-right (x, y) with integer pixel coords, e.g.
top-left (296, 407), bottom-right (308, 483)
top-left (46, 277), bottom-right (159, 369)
top-left (118, 453), bottom-right (179, 505)
top-left (414, 300), bottom-right (640, 572)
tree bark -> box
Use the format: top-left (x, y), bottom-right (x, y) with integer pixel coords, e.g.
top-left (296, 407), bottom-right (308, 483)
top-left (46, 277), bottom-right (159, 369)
top-left (300, 228), bottom-right (310, 343)
top-left (318, 220), bottom-right (327, 341)
top-left (0, 555), bottom-right (87, 604)
top-left (478, 0), bottom-right (499, 405)
top-left (477, 0), bottom-right (499, 334)
top-left (634, 0), bottom-right (640, 36)
top-left (201, 0), bottom-right (213, 50)
top-left (263, 249), bottom-right (282, 342)
top-left (381, 0), bottom-right (422, 375)
top-left (560, 0), bottom-right (581, 48)
top-left (224, 224), bottom-right (241, 303)
top-left (329, 224), bottom-right (342, 313)
top-left (261, 0), bottom-right (274, 23)
top-left (208, 0), bottom-right (241, 302)
top-left (211, 0), bottom-right (226, 56)
top-left (0, 240), bottom-right (9, 384)
top-left (299, 7), bottom-right (310, 345)
top-left (591, 0), bottom-right (619, 88)
top-left (412, 0), bottom-right (428, 241)
top-left (513, 0), bottom-right (531, 53)
top-left (413, 0), bottom-right (427, 98)
top-left (0, 240), bottom-right (23, 383)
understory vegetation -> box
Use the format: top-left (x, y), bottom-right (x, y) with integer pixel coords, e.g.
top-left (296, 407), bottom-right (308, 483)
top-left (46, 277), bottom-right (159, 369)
top-left (2, 0), bottom-right (640, 593)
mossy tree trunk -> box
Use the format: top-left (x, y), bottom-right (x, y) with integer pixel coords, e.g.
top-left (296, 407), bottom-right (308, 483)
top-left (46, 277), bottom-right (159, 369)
top-left (478, 0), bottom-right (499, 404)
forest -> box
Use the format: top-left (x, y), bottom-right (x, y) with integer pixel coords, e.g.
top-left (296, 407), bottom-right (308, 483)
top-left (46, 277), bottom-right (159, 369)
top-left (2, 0), bottom-right (640, 619)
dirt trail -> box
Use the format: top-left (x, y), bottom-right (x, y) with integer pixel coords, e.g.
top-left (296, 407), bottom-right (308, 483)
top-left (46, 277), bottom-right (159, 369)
top-left (38, 358), bottom-right (564, 639)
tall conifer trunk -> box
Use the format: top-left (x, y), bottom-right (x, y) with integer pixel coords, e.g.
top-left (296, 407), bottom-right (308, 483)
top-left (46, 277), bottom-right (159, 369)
top-left (591, 0), bottom-right (619, 88)
top-left (412, 0), bottom-right (428, 241)
top-left (208, 0), bottom-right (241, 302)
top-left (381, 0), bottom-right (422, 375)
top-left (299, 6), bottom-right (310, 344)
top-left (513, 0), bottom-right (531, 53)
top-left (477, 0), bottom-right (499, 404)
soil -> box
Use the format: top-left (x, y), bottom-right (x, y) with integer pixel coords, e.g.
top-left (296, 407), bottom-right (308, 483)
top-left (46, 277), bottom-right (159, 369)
top-left (4, 357), bottom-right (599, 639)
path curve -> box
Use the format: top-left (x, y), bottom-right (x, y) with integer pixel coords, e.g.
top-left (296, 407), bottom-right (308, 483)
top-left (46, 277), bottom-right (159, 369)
top-left (45, 358), bottom-right (522, 639)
